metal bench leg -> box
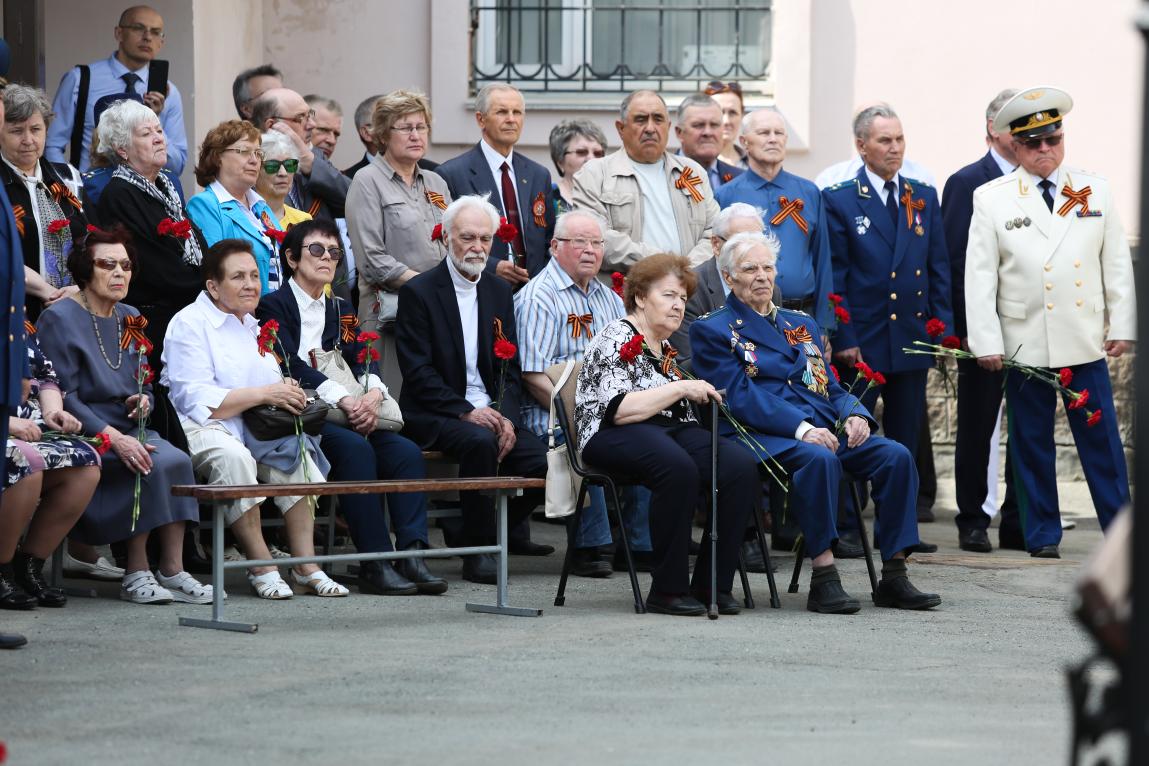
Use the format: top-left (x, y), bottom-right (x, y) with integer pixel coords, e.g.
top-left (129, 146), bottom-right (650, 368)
top-left (180, 503), bottom-right (257, 633)
top-left (788, 538), bottom-right (805, 594)
top-left (607, 480), bottom-right (645, 614)
top-left (554, 484), bottom-right (586, 607)
top-left (850, 481), bottom-right (880, 600)
top-left (466, 491), bottom-right (542, 617)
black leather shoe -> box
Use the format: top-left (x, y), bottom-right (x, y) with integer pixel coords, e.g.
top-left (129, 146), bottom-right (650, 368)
top-left (999, 531), bottom-right (1026, 551)
top-left (874, 577), bottom-right (941, 610)
top-left (907, 540), bottom-right (938, 554)
top-left (612, 547), bottom-right (653, 573)
top-left (462, 553), bottom-right (498, 584)
top-left (13, 551), bottom-right (66, 608)
top-left (917, 505), bottom-right (936, 523)
top-left (571, 548), bottom-right (612, 578)
top-left (834, 531), bottom-right (864, 559)
top-left (1030, 544), bottom-right (1061, 559)
top-left (807, 578), bottom-right (861, 614)
top-left (645, 591), bottom-right (706, 616)
top-left (357, 560), bottom-right (418, 595)
top-left (0, 564), bottom-right (35, 611)
top-left (396, 542), bottom-right (448, 595)
top-left (741, 540), bottom-right (775, 573)
top-left (0, 631), bottom-right (27, 649)
top-left (958, 529), bottom-right (993, 553)
top-left (508, 540), bottom-right (555, 556)
top-left (691, 589), bottom-right (741, 615)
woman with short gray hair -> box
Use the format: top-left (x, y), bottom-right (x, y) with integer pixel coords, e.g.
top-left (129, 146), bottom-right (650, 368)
top-left (547, 119), bottom-right (607, 215)
top-left (0, 83), bottom-right (87, 319)
top-left (255, 130), bottom-right (308, 229)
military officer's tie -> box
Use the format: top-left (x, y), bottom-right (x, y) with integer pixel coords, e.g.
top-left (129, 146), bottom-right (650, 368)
top-left (883, 180), bottom-right (898, 225)
top-left (1039, 179), bottom-right (1055, 213)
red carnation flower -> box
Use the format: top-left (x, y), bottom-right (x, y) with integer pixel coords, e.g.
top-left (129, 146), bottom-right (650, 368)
top-left (356, 330), bottom-right (380, 345)
top-left (357, 346), bottom-right (380, 364)
top-left (872, 371), bottom-right (887, 386)
top-left (829, 364), bottom-right (840, 382)
top-left (925, 318), bottom-right (946, 338)
top-left (47, 218), bottom-right (69, 235)
top-left (854, 361), bottom-right (874, 381)
top-left (1087, 410), bottom-right (1102, 428)
top-left (1058, 367), bottom-right (1073, 387)
top-left (494, 338), bottom-right (517, 360)
top-left (619, 334), bottom-right (644, 364)
top-left (834, 305), bottom-right (851, 325)
top-left (941, 335), bottom-right (961, 350)
top-left (495, 217), bottom-right (518, 244)
top-left (86, 224), bottom-right (100, 233)
top-left (266, 227), bottom-right (286, 245)
top-left (431, 223), bottom-right (443, 242)
top-left (827, 293), bottom-right (843, 305)
top-left (93, 432), bottom-right (113, 455)
top-left (257, 320), bottom-right (280, 357)
top-left (136, 337), bottom-right (154, 357)
top-left (138, 363), bottom-right (155, 386)
top-left (611, 271), bottom-right (625, 299)
top-left (1067, 388), bottom-right (1090, 410)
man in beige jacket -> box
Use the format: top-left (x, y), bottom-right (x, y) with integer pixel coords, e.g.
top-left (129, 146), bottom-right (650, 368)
top-left (572, 90), bottom-right (718, 275)
top-left (965, 86), bottom-right (1135, 559)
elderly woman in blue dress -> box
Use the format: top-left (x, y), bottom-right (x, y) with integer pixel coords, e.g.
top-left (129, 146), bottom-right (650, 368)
top-left (36, 226), bottom-right (212, 605)
top-left (163, 238), bottom-right (345, 600)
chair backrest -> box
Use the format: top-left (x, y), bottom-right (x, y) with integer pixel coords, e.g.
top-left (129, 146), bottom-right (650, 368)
top-left (544, 360), bottom-right (592, 477)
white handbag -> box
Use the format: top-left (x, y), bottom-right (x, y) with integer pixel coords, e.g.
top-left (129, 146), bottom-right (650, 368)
top-left (544, 360), bottom-right (583, 519)
top-left (308, 347), bottom-right (404, 432)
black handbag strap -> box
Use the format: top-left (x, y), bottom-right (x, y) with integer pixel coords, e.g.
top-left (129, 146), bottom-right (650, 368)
top-left (69, 65), bottom-right (91, 167)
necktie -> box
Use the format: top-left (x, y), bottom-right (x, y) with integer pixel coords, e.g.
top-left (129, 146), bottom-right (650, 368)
top-left (884, 180), bottom-right (898, 225)
top-left (33, 183), bottom-right (69, 287)
top-left (1039, 179), bottom-right (1055, 213)
top-left (122, 72), bottom-right (141, 95)
top-left (499, 161), bottom-right (527, 264)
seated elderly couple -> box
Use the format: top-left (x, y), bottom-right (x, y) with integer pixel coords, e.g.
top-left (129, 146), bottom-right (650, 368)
top-left (574, 231), bottom-right (942, 616)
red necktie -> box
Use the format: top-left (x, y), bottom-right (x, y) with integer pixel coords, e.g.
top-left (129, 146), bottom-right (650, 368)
top-left (500, 161), bottom-right (527, 261)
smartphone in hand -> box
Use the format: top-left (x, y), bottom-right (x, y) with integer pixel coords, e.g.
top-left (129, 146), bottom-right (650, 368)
top-left (147, 59), bottom-right (169, 95)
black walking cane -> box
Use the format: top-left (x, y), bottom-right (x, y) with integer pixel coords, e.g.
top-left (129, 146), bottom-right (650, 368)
top-left (708, 391), bottom-right (726, 620)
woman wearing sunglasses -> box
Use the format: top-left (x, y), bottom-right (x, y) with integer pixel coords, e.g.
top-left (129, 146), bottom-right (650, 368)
top-left (547, 119), bottom-right (607, 216)
top-left (256, 131), bottom-right (310, 230)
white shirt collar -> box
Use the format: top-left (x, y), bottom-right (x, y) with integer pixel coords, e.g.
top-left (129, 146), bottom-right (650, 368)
top-left (864, 166), bottom-right (900, 201)
top-left (289, 277), bottom-right (325, 310)
top-left (446, 254), bottom-right (481, 290)
top-left (480, 139), bottom-right (515, 178)
top-left (3, 155), bottom-right (43, 185)
top-left (1027, 167), bottom-right (1061, 191)
top-left (209, 179), bottom-right (267, 210)
top-left (195, 289), bottom-right (258, 331)
top-left (988, 146), bottom-right (1016, 176)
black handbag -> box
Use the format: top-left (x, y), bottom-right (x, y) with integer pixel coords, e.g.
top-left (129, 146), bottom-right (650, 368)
top-left (242, 389), bottom-right (329, 441)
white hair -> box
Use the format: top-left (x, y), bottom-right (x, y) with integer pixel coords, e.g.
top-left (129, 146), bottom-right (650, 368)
top-left (554, 209), bottom-right (607, 240)
top-left (95, 99), bottom-right (160, 162)
top-left (443, 194), bottom-right (501, 241)
top-left (713, 202), bottom-right (765, 239)
top-left (260, 130), bottom-right (298, 160)
top-left (718, 230), bottom-right (780, 279)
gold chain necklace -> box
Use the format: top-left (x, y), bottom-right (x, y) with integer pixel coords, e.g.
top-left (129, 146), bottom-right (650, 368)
top-left (80, 291), bottom-right (123, 370)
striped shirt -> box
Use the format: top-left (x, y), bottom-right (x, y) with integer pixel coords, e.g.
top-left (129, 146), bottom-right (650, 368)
top-left (513, 258), bottom-right (625, 436)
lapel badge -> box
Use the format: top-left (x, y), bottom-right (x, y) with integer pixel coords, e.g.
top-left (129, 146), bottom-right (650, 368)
top-left (735, 318), bottom-right (743, 325)
top-left (745, 364), bottom-right (759, 377)
top-left (861, 186), bottom-right (869, 194)
top-left (914, 225), bottom-right (924, 236)
top-left (1005, 220), bottom-right (1014, 230)
top-left (744, 341), bottom-right (755, 351)
top-left (1023, 216), bottom-right (1032, 227)
top-left (855, 215), bottom-right (870, 235)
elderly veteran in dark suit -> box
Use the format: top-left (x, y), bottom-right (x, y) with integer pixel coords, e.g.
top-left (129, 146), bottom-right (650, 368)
top-left (395, 195), bottom-right (548, 584)
top-left (690, 231), bottom-right (940, 612)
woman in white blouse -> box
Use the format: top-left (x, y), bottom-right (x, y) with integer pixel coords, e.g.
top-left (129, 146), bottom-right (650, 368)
top-left (162, 238), bottom-right (347, 599)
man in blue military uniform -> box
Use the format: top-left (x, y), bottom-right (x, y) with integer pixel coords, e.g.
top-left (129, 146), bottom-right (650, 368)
top-left (691, 231), bottom-right (940, 612)
top-left (823, 104), bottom-right (952, 481)
top-left (716, 108), bottom-right (833, 330)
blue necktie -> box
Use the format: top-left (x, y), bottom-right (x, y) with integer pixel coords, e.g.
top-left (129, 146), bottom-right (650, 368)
top-left (121, 73), bottom-right (141, 95)
top-left (1039, 179), bottom-right (1055, 213)
top-left (884, 180), bottom-right (898, 226)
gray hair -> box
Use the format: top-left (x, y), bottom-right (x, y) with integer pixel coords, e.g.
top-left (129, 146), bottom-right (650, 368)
top-left (95, 99), bottom-right (159, 161)
top-left (355, 93), bottom-right (385, 128)
top-left (547, 119), bottom-right (608, 175)
top-left (2, 84), bottom-right (53, 126)
top-left (443, 194), bottom-right (501, 244)
top-left (986, 88), bottom-right (1019, 123)
top-left (619, 89), bottom-right (666, 122)
top-left (676, 93), bottom-right (721, 126)
top-left (260, 130), bottom-right (298, 160)
top-left (713, 202), bottom-right (765, 239)
top-left (853, 103), bottom-right (898, 141)
top-left (232, 64), bottom-right (282, 117)
top-left (718, 230), bottom-right (780, 279)
top-left (304, 94), bottom-right (342, 116)
top-left (740, 106), bottom-right (783, 134)
top-left (475, 84), bottom-right (523, 116)
top-left (554, 209), bottom-right (607, 240)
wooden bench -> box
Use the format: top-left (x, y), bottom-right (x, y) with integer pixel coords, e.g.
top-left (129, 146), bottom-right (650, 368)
top-left (171, 476), bottom-right (546, 633)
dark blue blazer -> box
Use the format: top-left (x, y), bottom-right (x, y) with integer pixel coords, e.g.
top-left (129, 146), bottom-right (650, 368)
top-left (435, 143), bottom-right (555, 278)
top-left (394, 260), bottom-right (525, 447)
top-left (0, 180), bottom-right (26, 427)
top-left (941, 151), bottom-right (1004, 339)
top-left (690, 295), bottom-right (873, 452)
top-left (255, 284), bottom-right (371, 388)
top-left (822, 167), bottom-right (952, 374)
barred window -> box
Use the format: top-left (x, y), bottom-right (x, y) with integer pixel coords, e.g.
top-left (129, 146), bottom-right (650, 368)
top-left (471, 1), bottom-right (772, 96)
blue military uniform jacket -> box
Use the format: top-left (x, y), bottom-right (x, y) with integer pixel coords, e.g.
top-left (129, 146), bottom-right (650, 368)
top-left (716, 167), bottom-right (833, 328)
top-left (689, 295), bottom-right (875, 452)
top-left (0, 181), bottom-right (27, 426)
top-left (822, 168), bottom-right (952, 373)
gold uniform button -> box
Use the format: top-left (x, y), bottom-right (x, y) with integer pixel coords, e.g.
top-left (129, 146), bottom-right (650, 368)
top-left (915, 269), bottom-right (922, 277)
top-left (1045, 283), bottom-right (1053, 290)
top-left (1046, 302), bottom-right (1054, 310)
top-left (1044, 264), bottom-right (1052, 272)
top-left (1075, 279), bottom-right (1082, 287)
top-left (890, 293), bottom-right (897, 300)
top-left (916, 312), bottom-right (923, 318)
top-left (890, 271), bottom-right (896, 279)
top-left (890, 313), bottom-right (897, 320)
top-left (1076, 299), bottom-right (1084, 307)
top-left (1074, 260), bottom-right (1081, 268)
top-left (916, 290), bottom-right (923, 296)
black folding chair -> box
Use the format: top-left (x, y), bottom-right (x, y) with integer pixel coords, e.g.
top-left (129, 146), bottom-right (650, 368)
top-left (786, 474), bottom-right (880, 600)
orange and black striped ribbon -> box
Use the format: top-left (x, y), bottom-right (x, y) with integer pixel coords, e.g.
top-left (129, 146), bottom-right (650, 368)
top-left (308, 199), bottom-right (322, 218)
top-left (120, 314), bottom-right (149, 350)
top-left (567, 313), bottom-right (593, 339)
top-left (675, 167), bottom-right (705, 203)
top-left (661, 346), bottom-right (682, 378)
top-left (23, 319), bottom-right (35, 336)
top-left (425, 190), bottom-right (447, 210)
top-left (493, 317), bottom-right (508, 343)
top-left (339, 313), bottom-right (359, 343)
top-left (770, 196), bottom-right (809, 235)
top-left (49, 182), bottom-right (82, 212)
top-left (900, 189), bottom-right (925, 228)
top-left (12, 204), bottom-right (25, 238)
top-left (1057, 185), bottom-right (1093, 217)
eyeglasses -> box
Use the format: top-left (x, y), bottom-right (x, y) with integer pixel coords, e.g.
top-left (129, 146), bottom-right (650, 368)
top-left (704, 80), bottom-right (743, 97)
top-left (276, 111), bottom-right (314, 126)
top-left (119, 23), bottom-right (165, 40)
top-left (556, 237), bottom-right (605, 250)
top-left (262, 158), bottom-right (300, 174)
top-left (303, 242), bottom-right (345, 262)
top-left (93, 257), bottom-right (133, 272)
top-left (1018, 133), bottom-right (1064, 150)
top-left (391, 124), bottom-right (430, 135)
top-left (564, 148), bottom-right (605, 159)
top-left (223, 146), bottom-right (265, 160)
top-left (456, 233), bottom-right (493, 245)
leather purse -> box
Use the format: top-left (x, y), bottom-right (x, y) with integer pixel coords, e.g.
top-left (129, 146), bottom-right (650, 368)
top-left (308, 347), bottom-right (404, 432)
top-left (242, 389), bottom-right (328, 441)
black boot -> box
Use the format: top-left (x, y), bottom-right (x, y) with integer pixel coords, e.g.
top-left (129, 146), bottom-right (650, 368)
top-left (0, 562), bottom-right (35, 610)
top-left (396, 541), bottom-right (448, 595)
top-left (13, 550), bottom-right (66, 607)
top-left (357, 560), bottom-right (418, 596)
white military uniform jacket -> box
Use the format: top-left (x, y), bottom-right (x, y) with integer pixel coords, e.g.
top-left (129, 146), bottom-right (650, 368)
top-left (965, 165), bottom-right (1136, 368)
top-left (571, 149), bottom-right (717, 274)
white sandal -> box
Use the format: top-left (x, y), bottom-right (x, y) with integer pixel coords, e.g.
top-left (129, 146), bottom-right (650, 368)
top-left (120, 571), bottom-right (173, 604)
top-left (291, 568), bottom-right (349, 597)
top-left (156, 570), bottom-right (219, 604)
top-left (248, 570), bottom-right (293, 600)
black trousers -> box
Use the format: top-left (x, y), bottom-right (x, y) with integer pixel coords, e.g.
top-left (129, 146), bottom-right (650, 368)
top-left (584, 422), bottom-right (757, 595)
top-left (429, 419), bottom-right (547, 545)
top-left (953, 358), bottom-right (1019, 537)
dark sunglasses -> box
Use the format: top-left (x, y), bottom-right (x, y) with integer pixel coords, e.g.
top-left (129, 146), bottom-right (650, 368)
top-left (704, 80), bottom-right (743, 97)
top-left (1018, 133), bottom-right (1063, 150)
top-left (303, 242), bottom-right (344, 262)
top-left (93, 257), bottom-right (133, 272)
top-left (564, 148), bottom-right (605, 159)
top-left (263, 158), bottom-right (300, 174)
